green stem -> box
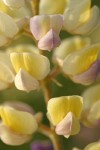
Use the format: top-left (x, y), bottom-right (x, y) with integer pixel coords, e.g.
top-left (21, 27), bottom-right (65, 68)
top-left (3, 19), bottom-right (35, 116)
top-left (41, 80), bottom-right (52, 104)
top-left (39, 124), bottom-right (61, 150)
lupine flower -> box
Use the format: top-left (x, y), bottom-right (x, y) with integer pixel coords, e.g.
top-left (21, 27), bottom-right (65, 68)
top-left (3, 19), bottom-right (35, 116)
top-left (47, 96), bottom-right (83, 138)
top-left (0, 52), bottom-right (15, 90)
top-left (39, 0), bottom-right (67, 15)
top-left (81, 84), bottom-right (100, 126)
top-left (30, 15), bottom-right (63, 51)
top-left (0, 102), bottom-right (38, 145)
top-left (62, 44), bottom-right (100, 85)
top-left (64, 0), bottom-right (100, 35)
top-left (53, 36), bottom-right (91, 65)
top-left (10, 50), bottom-right (50, 92)
top-left (31, 141), bottom-right (54, 150)
top-left (0, 11), bottom-right (19, 47)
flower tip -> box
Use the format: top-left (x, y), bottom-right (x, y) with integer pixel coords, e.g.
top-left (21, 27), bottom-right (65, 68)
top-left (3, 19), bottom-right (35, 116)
top-left (38, 29), bottom-right (61, 51)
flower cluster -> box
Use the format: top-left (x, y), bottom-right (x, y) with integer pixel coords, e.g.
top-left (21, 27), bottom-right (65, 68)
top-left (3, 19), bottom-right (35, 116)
top-left (0, 0), bottom-right (100, 150)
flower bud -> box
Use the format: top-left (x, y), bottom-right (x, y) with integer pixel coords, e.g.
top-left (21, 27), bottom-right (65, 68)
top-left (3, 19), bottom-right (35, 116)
top-left (64, 0), bottom-right (100, 34)
top-left (0, 102), bottom-right (38, 145)
top-left (62, 44), bottom-right (100, 85)
top-left (47, 96), bottom-right (83, 137)
top-left (30, 15), bottom-right (63, 51)
top-left (10, 51), bottom-right (50, 92)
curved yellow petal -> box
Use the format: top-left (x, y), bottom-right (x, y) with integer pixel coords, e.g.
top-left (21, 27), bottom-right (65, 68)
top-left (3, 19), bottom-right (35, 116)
top-left (7, 44), bottom-right (39, 53)
top-left (47, 96), bottom-right (83, 125)
top-left (0, 11), bottom-right (19, 38)
top-left (74, 6), bottom-right (100, 35)
top-left (0, 106), bottom-right (38, 134)
top-left (64, 0), bottom-right (91, 31)
top-left (63, 44), bottom-right (100, 75)
top-left (10, 52), bottom-right (50, 80)
top-left (39, 0), bottom-right (67, 14)
top-left (2, 0), bottom-right (25, 9)
top-left (0, 53), bottom-right (15, 88)
top-left (82, 84), bottom-right (100, 109)
top-left (0, 124), bottom-right (31, 145)
top-left (53, 36), bottom-right (91, 61)
top-left (87, 100), bottom-right (100, 123)
top-left (84, 141), bottom-right (100, 150)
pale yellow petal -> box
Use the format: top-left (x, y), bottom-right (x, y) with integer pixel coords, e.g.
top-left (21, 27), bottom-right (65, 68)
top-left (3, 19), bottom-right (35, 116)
top-left (0, 106), bottom-right (38, 134)
top-left (39, 0), bottom-right (67, 14)
top-left (0, 124), bottom-right (31, 145)
top-left (84, 141), bottom-right (100, 150)
top-left (10, 52), bottom-right (50, 80)
top-left (0, 11), bottom-right (19, 37)
top-left (82, 84), bottom-right (100, 109)
top-left (2, 0), bottom-right (25, 9)
top-left (0, 53), bottom-right (15, 85)
top-left (64, 0), bottom-right (91, 31)
top-left (53, 36), bottom-right (91, 61)
top-left (47, 96), bottom-right (83, 125)
top-left (7, 44), bottom-right (39, 53)
top-left (74, 6), bottom-right (100, 35)
top-left (15, 69), bottom-right (39, 92)
top-left (63, 44), bottom-right (100, 75)
top-left (87, 100), bottom-right (100, 123)
top-left (50, 15), bottom-right (63, 34)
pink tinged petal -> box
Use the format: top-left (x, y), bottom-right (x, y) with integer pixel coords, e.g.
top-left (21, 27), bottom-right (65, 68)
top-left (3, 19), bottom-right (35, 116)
top-left (30, 15), bottom-right (63, 41)
top-left (30, 15), bottom-right (50, 40)
top-left (0, 124), bottom-right (31, 145)
top-left (72, 60), bottom-right (100, 85)
top-left (15, 69), bottom-right (39, 92)
top-left (38, 29), bottom-right (61, 51)
top-left (55, 112), bottom-right (80, 138)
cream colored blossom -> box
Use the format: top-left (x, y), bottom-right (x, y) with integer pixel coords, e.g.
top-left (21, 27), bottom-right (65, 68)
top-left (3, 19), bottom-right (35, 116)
top-left (30, 15), bottom-right (63, 51)
top-left (64, 0), bottom-right (100, 35)
top-left (0, 102), bottom-right (38, 145)
top-left (10, 50), bottom-right (50, 92)
top-left (62, 44), bottom-right (100, 85)
top-left (53, 36), bottom-right (91, 64)
top-left (47, 96), bottom-right (83, 138)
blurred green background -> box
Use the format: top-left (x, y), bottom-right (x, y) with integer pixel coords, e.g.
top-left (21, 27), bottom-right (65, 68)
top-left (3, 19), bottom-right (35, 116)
top-left (0, 0), bottom-right (100, 150)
